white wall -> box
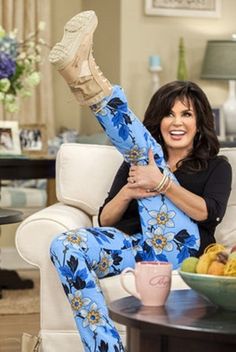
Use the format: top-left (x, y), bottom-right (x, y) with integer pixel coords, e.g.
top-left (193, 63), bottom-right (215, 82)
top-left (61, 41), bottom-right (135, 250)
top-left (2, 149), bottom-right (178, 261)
top-left (120, 0), bottom-right (236, 121)
top-left (80, 0), bottom-right (121, 134)
top-left (51, 0), bottom-right (82, 133)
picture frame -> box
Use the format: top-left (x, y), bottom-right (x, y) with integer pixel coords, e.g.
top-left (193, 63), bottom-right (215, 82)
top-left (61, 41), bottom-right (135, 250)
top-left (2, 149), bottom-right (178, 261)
top-left (212, 106), bottom-right (225, 142)
top-left (0, 120), bottom-right (22, 156)
top-left (145, 0), bottom-right (221, 18)
top-left (19, 123), bottom-right (47, 156)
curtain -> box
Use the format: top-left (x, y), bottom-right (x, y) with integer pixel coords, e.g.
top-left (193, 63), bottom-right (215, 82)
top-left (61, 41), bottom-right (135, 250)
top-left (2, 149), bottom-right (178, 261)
top-left (0, 0), bottom-right (55, 138)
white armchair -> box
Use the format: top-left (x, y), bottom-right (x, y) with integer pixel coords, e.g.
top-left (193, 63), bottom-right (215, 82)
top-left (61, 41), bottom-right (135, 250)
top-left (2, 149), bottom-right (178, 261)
top-left (15, 143), bottom-right (236, 351)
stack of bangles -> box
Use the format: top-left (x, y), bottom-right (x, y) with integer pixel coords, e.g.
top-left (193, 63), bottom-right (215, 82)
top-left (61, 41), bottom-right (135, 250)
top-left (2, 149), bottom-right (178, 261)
top-left (152, 174), bottom-right (173, 194)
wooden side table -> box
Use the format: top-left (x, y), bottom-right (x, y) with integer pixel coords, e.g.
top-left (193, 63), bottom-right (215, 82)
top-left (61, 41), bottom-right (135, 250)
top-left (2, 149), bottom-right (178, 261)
top-left (0, 157), bottom-right (56, 297)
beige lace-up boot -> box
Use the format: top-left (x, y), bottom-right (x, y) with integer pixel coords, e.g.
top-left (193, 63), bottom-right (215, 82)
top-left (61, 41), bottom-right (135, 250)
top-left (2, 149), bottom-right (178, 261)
top-left (49, 11), bottom-right (112, 106)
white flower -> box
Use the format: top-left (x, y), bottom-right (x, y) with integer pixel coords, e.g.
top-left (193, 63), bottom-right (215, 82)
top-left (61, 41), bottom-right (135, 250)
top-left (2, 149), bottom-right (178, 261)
top-left (0, 78), bottom-right (10, 93)
top-left (124, 144), bottom-right (147, 164)
top-left (148, 204), bottom-right (175, 228)
top-left (146, 227), bottom-right (174, 255)
top-left (5, 94), bottom-right (15, 103)
top-left (80, 303), bottom-right (106, 332)
top-left (68, 290), bottom-right (91, 314)
top-left (97, 250), bottom-right (113, 277)
top-left (26, 72), bottom-right (41, 87)
top-left (58, 229), bottom-right (88, 250)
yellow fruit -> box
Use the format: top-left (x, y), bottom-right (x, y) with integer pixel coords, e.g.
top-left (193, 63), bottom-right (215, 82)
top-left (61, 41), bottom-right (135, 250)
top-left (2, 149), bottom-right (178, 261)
top-left (196, 253), bottom-right (215, 274)
top-left (207, 261), bottom-right (225, 276)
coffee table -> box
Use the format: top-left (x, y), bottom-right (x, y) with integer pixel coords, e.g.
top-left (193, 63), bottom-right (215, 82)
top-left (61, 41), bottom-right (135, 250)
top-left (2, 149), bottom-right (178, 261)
top-left (109, 290), bottom-right (236, 352)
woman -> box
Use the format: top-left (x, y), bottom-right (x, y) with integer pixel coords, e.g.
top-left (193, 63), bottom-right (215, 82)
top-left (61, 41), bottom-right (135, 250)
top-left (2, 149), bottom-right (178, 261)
top-left (99, 80), bottom-right (231, 257)
top-left (49, 11), bottom-right (232, 352)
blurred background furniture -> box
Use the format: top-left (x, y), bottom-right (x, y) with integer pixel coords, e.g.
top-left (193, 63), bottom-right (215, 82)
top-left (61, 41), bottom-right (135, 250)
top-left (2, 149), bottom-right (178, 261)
top-left (0, 157), bottom-right (56, 289)
top-left (0, 157), bottom-right (56, 209)
top-left (15, 143), bottom-right (236, 352)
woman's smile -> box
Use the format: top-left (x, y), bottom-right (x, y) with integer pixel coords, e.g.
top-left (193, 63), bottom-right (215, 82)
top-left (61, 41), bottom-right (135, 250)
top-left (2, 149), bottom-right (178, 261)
top-left (160, 99), bottom-right (197, 153)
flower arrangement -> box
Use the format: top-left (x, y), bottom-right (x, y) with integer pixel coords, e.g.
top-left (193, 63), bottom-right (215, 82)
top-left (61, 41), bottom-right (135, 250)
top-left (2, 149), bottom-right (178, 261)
top-left (0, 21), bottom-right (47, 113)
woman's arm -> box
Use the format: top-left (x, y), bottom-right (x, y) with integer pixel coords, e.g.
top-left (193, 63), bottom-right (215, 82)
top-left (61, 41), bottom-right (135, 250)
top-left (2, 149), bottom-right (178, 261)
top-left (164, 182), bottom-right (208, 221)
top-left (99, 185), bottom-right (131, 226)
top-left (128, 150), bottom-right (208, 221)
top-left (98, 161), bottom-right (130, 227)
top-left (128, 151), bottom-right (232, 223)
top-left (100, 183), bottom-right (152, 226)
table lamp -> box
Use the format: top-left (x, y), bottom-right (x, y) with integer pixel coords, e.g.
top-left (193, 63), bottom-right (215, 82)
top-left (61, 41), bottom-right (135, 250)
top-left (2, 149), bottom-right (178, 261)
top-left (148, 55), bottom-right (162, 94)
top-left (201, 38), bottom-right (236, 136)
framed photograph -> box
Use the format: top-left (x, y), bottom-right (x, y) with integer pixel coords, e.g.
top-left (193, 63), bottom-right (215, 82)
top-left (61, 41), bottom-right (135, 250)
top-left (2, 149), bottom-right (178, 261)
top-left (0, 120), bottom-right (22, 155)
top-left (145, 0), bottom-right (221, 18)
top-left (19, 123), bottom-right (47, 156)
top-left (212, 106), bottom-right (225, 142)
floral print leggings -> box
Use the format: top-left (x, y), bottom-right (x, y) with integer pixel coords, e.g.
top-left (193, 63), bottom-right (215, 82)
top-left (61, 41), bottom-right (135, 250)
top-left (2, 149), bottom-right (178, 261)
top-left (50, 85), bottom-right (200, 352)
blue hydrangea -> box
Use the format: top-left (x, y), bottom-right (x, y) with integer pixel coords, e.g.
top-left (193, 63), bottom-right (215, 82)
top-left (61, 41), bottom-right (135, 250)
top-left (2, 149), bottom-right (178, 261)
top-left (0, 52), bottom-right (16, 79)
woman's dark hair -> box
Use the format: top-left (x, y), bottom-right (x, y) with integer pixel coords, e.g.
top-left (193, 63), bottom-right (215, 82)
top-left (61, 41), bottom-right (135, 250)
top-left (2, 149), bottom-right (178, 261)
top-left (143, 80), bottom-right (220, 172)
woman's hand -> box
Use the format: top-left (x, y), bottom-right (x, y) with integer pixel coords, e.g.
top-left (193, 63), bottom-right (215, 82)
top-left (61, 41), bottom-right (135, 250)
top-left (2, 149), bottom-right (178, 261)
top-left (123, 183), bottom-right (156, 200)
top-left (127, 149), bottom-right (163, 191)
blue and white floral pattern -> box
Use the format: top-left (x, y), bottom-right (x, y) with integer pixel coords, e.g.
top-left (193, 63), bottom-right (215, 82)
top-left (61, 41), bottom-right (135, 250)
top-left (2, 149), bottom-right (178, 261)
top-left (81, 302), bottom-right (106, 331)
top-left (148, 204), bottom-right (176, 228)
top-left (146, 227), bottom-right (174, 255)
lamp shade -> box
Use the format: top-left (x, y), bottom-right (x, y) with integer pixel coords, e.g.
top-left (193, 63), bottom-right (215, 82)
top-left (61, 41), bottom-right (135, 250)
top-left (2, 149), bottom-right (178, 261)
top-left (201, 40), bottom-right (236, 80)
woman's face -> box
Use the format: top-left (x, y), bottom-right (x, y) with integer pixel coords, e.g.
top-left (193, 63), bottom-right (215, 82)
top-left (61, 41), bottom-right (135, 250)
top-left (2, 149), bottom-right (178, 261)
top-left (160, 98), bottom-right (197, 155)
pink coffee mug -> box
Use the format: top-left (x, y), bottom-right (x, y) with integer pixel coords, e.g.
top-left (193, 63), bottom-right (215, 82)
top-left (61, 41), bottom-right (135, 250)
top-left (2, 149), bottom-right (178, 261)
top-left (120, 261), bottom-right (172, 306)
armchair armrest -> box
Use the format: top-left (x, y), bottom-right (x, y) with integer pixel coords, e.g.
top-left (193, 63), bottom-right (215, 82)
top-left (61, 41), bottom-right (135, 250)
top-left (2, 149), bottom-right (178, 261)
top-left (15, 203), bottom-right (93, 333)
top-left (15, 203), bottom-right (92, 268)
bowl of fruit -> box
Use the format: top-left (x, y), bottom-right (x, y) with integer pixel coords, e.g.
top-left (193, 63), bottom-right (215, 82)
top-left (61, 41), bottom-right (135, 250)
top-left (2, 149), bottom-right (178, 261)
top-left (179, 244), bottom-right (236, 311)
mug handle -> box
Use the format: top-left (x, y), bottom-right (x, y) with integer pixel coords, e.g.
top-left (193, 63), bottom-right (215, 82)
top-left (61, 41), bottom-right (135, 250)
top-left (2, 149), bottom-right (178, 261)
top-left (120, 267), bottom-right (141, 300)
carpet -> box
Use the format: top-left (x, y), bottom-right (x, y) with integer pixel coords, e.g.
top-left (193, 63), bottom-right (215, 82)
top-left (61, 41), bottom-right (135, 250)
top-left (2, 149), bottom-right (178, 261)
top-left (0, 270), bottom-right (40, 315)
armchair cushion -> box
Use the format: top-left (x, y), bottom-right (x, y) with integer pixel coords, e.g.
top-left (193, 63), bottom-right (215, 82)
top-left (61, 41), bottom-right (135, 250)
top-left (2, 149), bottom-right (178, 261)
top-left (56, 143), bottom-right (123, 215)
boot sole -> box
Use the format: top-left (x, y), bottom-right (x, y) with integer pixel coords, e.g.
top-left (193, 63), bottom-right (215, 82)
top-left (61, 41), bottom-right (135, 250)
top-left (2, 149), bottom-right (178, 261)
top-left (49, 10), bottom-right (98, 70)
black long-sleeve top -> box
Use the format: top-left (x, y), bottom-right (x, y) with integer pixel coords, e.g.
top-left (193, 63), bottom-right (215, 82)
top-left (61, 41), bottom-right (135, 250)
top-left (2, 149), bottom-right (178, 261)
top-left (98, 156), bottom-right (232, 256)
